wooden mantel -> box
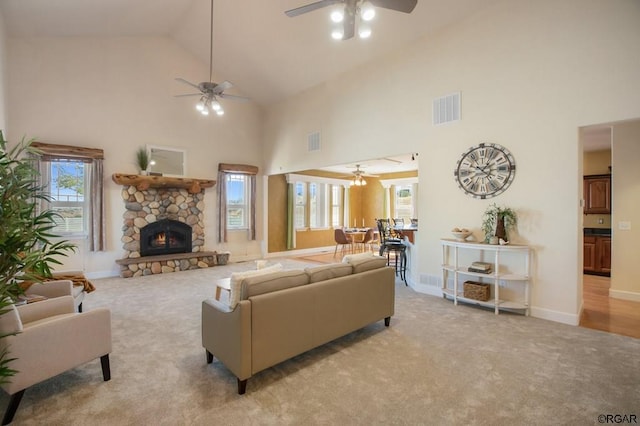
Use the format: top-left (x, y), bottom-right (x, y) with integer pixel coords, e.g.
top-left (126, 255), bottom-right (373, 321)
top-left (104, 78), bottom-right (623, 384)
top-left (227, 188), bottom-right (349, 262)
top-left (112, 173), bottom-right (216, 194)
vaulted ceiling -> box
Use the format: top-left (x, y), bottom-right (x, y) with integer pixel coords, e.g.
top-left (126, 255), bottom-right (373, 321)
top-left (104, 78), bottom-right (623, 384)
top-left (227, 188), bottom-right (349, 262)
top-left (1, 0), bottom-right (498, 106)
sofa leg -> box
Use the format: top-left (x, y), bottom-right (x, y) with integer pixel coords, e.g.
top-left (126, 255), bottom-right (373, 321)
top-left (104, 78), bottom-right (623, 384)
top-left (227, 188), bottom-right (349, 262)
top-left (2, 389), bottom-right (25, 426)
top-left (78, 302), bottom-right (83, 313)
top-left (100, 354), bottom-right (111, 381)
top-left (206, 350), bottom-right (213, 364)
top-left (384, 317), bottom-right (390, 327)
top-left (237, 379), bottom-right (247, 395)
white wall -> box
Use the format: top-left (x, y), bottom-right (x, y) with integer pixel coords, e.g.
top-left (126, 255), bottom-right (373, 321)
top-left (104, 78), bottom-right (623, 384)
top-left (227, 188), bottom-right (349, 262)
top-left (611, 120), bottom-right (640, 301)
top-left (264, 0), bottom-right (640, 324)
top-left (7, 36), bottom-right (264, 277)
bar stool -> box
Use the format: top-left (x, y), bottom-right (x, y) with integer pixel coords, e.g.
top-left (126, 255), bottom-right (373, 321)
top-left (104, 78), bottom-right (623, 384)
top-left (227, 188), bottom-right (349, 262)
top-left (376, 219), bottom-right (408, 285)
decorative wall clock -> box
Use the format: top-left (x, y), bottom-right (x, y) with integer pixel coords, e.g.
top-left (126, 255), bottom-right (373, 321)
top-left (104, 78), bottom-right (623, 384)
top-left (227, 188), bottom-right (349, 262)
top-left (454, 143), bottom-right (516, 199)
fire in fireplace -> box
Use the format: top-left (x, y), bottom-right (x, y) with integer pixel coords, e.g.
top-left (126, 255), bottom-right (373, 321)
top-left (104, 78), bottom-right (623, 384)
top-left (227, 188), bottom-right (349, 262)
top-left (140, 219), bottom-right (192, 257)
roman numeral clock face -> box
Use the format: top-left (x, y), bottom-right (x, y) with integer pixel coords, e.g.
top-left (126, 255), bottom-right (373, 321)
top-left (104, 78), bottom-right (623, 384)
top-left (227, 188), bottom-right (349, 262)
top-left (454, 143), bottom-right (516, 199)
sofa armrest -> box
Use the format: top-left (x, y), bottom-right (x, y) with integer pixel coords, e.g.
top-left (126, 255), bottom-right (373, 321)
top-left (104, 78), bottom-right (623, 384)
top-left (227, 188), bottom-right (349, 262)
top-left (16, 295), bottom-right (75, 325)
top-left (202, 298), bottom-right (252, 381)
top-left (25, 280), bottom-right (73, 298)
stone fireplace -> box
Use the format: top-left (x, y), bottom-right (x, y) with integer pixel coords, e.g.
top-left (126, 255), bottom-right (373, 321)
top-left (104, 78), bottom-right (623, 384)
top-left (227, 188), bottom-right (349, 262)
top-left (112, 173), bottom-right (218, 278)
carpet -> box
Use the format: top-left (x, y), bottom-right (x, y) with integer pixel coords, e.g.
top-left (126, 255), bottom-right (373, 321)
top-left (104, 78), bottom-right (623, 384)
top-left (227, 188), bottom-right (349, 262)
top-left (2, 258), bottom-right (638, 425)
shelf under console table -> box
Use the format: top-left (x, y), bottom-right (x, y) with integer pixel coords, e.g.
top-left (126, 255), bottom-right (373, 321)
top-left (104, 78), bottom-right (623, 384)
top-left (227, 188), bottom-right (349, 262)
top-left (440, 239), bottom-right (532, 315)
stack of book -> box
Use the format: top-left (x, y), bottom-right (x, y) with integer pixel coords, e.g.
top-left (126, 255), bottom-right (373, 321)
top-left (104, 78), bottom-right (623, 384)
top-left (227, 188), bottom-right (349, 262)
top-left (468, 261), bottom-right (493, 274)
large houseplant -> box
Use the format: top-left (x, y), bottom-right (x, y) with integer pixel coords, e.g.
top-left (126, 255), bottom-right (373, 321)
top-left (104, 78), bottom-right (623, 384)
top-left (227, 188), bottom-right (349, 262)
top-left (0, 131), bottom-right (76, 383)
top-left (481, 203), bottom-right (517, 243)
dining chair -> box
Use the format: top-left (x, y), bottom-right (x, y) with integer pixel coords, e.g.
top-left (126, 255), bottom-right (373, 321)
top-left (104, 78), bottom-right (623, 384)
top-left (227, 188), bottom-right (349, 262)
top-left (360, 228), bottom-right (375, 252)
top-left (334, 228), bottom-right (353, 256)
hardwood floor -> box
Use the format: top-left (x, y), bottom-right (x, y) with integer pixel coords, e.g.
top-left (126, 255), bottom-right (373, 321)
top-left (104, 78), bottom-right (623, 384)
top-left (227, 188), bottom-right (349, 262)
top-left (580, 274), bottom-right (640, 339)
top-left (294, 254), bottom-right (640, 339)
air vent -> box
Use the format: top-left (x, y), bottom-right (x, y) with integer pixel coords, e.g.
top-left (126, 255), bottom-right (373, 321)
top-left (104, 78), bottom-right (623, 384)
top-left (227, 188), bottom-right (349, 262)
top-left (433, 92), bottom-right (461, 125)
top-left (308, 132), bottom-right (321, 152)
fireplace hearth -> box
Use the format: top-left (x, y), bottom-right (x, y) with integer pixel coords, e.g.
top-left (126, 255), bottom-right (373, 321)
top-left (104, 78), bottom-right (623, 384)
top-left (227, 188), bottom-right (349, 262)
top-left (140, 219), bottom-right (192, 257)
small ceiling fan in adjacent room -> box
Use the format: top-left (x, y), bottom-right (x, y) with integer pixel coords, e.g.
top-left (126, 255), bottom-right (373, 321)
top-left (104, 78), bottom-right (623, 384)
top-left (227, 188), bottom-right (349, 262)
top-left (285, 0), bottom-right (417, 40)
top-left (342, 165), bottom-right (378, 186)
top-left (175, 0), bottom-right (249, 116)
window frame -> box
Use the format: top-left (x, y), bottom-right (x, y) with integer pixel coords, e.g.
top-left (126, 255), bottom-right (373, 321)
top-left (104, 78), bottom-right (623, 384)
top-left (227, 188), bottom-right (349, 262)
top-left (44, 159), bottom-right (90, 238)
top-left (225, 173), bottom-right (250, 230)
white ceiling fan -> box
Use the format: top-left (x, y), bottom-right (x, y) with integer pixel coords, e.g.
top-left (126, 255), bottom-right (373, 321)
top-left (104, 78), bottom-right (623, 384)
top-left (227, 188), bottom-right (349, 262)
top-left (175, 0), bottom-right (249, 116)
top-left (342, 164), bottom-right (379, 186)
top-left (285, 0), bottom-right (417, 40)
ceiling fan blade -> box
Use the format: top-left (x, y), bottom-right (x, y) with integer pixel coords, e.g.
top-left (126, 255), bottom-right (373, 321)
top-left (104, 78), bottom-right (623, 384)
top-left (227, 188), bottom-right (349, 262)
top-left (174, 93), bottom-right (202, 97)
top-left (369, 0), bottom-right (417, 13)
top-left (175, 77), bottom-right (202, 91)
top-left (212, 81), bottom-right (233, 94)
top-left (285, 0), bottom-right (341, 17)
top-left (219, 93), bottom-right (251, 102)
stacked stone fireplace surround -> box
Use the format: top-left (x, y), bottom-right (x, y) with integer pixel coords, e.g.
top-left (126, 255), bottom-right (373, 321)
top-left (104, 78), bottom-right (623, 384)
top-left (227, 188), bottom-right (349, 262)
top-left (117, 185), bottom-right (218, 278)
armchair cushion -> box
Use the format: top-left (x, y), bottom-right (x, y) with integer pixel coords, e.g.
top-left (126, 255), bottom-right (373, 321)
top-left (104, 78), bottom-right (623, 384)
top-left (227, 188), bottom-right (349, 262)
top-left (0, 305), bottom-right (23, 335)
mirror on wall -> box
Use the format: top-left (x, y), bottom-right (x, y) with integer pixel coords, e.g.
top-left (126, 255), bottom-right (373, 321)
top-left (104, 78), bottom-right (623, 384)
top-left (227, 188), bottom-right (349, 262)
top-left (148, 146), bottom-right (186, 176)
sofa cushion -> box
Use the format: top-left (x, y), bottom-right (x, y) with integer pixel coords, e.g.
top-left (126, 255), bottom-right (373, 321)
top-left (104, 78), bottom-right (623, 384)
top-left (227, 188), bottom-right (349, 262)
top-left (341, 251), bottom-right (374, 264)
top-left (305, 263), bottom-right (353, 283)
top-left (228, 264), bottom-right (283, 309)
top-left (346, 255), bottom-right (388, 274)
top-left (242, 270), bottom-right (309, 299)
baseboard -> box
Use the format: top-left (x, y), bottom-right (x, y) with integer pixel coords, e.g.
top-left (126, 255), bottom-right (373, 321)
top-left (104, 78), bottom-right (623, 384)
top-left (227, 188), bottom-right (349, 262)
top-left (267, 246), bottom-right (335, 258)
top-left (412, 282), bottom-right (443, 297)
top-left (609, 288), bottom-right (640, 302)
top-left (529, 306), bottom-right (580, 326)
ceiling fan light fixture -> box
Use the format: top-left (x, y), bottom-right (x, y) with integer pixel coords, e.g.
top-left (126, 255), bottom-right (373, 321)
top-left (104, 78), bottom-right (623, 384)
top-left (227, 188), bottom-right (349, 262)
top-left (358, 23), bottom-right (372, 39)
top-left (210, 99), bottom-right (222, 111)
top-left (330, 5), bottom-right (344, 23)
top-left (201, 107), bottom-right (210, 116)
top-left (196, 99), bottom-right (206, 111)
top-left (360, 2), bottom-right (376, 21)
top-left (216, 108), bottom-right (225, 116)
top-left (331, 26), bottom-right (344, 40)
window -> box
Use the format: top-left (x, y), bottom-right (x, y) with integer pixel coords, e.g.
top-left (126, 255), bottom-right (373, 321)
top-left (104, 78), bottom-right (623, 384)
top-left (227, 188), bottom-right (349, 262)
top-left (294, 182), bottom-right (307, 229)
top-left (309, 183), bottom-right (329, 229)
top-left (331, 185), bottom-right (342, 227)
top-left (226, 174), bottom-right (249, 229)
top-left (394, 184), bottom-right (414, 222)
top-left (45, 160), bottom-right (89, 236)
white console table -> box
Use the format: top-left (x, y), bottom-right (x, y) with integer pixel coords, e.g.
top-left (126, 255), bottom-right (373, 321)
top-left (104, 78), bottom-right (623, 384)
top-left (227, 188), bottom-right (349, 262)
top-left (441, 239), bottom-right (532, 315)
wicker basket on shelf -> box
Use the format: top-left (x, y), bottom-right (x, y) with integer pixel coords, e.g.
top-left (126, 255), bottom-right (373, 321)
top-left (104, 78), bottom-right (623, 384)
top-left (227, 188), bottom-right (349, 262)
top-left (463, 281), bottom-right (490, 301)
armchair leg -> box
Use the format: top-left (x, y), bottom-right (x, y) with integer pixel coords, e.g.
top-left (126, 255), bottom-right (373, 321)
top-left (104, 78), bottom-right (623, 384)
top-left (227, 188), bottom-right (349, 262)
top-left (2, 390), bottom-right (25, 426)
top-left (237, 379), bottom-right (247, 395)
top-left (206, 350), bottom-right (213, 364)
top-left (100, 354), bottom-right (111, 381)
top-left (384, 316), bottom-right (391, 327)
top-left (78, 302), bottom-right (83, 313)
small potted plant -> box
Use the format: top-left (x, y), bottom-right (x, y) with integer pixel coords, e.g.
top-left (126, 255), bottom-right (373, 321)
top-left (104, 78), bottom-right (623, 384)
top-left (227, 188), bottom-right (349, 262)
top-left (135, 148), bottom-right (150, 175)
top-left (481, 203), bottom-right (517, 243)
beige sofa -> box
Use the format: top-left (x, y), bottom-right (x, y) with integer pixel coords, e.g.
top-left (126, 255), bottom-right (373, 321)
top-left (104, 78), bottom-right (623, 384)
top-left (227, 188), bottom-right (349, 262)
top-left (202, 255), bottom-right (395, 394)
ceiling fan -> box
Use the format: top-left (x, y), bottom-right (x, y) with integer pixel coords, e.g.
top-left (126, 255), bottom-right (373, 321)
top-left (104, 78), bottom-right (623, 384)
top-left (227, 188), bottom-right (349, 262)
top-left (285, 0), bottom-right (417, 40)
top-left (175, 0), bottom-right (249, 116)
top-left (342, 164), bottom-right (378, 186)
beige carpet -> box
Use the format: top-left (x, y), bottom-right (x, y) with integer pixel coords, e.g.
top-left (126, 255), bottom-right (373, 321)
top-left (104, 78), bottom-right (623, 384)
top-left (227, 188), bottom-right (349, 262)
top-left (2, 258), bottom-right (639, 425)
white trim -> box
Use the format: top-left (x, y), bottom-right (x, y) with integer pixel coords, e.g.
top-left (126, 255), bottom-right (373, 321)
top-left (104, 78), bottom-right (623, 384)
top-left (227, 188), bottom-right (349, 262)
top-left (379, 176), bottom-right (418, 187)
top-left (286, 173), bottom-right (350, 186)
top-left (609, 288), bottom-right (640, 302)
top-left (529, 306), bottom-right (580, 326)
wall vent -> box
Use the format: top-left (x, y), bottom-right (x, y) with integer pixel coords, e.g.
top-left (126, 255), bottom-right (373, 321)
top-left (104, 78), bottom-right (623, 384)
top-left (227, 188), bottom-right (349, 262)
top-left (308, 132), bottom-right (321, 152)
top-left (433, 92), bottom-right (461, 125)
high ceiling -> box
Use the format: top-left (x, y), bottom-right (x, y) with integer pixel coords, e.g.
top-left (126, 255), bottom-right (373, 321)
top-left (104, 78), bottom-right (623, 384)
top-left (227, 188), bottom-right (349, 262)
top-left (1, 0), bottom-right (497, 106)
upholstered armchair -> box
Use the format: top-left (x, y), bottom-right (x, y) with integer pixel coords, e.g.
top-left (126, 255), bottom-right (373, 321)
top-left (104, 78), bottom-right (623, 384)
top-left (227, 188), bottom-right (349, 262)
top-left (23, 278), bottom-right (85, 312)
top-left (0, 296), bottom-right (111, 425)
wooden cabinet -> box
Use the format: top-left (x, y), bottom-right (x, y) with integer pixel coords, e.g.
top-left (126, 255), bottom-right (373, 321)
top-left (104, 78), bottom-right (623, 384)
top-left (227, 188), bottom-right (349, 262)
top-left (583, 175), bottom-right (611, 214)
top-left (441, 239), bottom-right (531, 316)
top-left (583, 234), bottom-right (611, 276)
